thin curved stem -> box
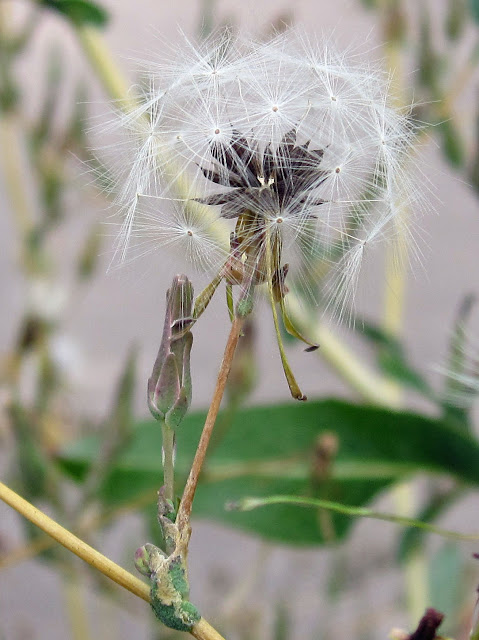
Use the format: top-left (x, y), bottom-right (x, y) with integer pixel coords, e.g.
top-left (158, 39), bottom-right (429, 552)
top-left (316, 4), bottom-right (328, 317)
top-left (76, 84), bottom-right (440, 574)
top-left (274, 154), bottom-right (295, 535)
top-left (176, 316), bottom-right (244, 533)
top-left (265, 228), bottom-right (305, 401)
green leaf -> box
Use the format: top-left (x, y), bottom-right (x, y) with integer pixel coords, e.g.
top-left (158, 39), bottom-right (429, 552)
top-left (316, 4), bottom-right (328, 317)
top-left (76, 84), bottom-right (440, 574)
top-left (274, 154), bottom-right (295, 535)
top-left (470, 0), bottom-right (479, 22)
top-left (356, 319), bottom-right (435, 399)
top-left (79, 347), bottom-right (137, 506)
top-left (440, 295), bottom-right (478, 429)
top-left (397, 486), bottom-right (464, 560)
top-left (446, 0), bottom-right (466, 40)
top-left (272, 603), bottom-right (291, 640)
top-left (429, 543), bottom-right (465, 632)
top-left (58, 400), bottom-right (479, 546)
top-left (439, 119), bottom-right (465, 168)
top-left (418, 8), bottom-right (440, 92)
top-left (41, 0), bottom-right (109, 27)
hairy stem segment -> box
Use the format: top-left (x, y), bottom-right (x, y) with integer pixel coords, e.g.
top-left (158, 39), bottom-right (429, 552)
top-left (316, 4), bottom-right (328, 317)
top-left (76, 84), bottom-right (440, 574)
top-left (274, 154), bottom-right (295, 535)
top-left (176, 316), bottom-right (244, 533)
top-left (0, 481), bottom-right (226, 640)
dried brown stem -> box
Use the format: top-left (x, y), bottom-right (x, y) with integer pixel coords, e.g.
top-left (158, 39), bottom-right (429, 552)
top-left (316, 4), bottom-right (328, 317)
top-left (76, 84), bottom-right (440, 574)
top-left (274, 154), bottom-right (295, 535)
top-left (176, 316), bottom-right (244, 533)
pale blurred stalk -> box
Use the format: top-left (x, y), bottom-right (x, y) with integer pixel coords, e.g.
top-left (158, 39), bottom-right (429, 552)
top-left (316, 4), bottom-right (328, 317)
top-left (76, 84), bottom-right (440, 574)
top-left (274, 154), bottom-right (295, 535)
top-left (380, 0), bottom-right (429, 623)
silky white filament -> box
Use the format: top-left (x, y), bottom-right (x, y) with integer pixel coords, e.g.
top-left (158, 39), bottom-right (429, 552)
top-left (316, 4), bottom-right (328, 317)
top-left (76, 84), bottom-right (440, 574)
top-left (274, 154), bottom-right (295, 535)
top-left (106, 28), bottom-right (426, 319)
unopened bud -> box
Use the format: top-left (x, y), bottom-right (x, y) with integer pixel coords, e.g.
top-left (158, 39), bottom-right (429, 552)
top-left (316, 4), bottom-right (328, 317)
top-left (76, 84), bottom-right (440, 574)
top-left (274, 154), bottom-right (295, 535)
top-left (148, 275), bottom-right (194, 428)
top-left (134, 545), bottom-right (153, 577)
top-left (134, 543), bottom-right (166, 578)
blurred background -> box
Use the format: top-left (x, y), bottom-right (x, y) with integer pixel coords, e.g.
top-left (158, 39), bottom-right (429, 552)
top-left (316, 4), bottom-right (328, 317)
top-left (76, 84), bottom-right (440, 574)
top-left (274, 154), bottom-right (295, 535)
top-left (1, 0), bottom-right (479, 639)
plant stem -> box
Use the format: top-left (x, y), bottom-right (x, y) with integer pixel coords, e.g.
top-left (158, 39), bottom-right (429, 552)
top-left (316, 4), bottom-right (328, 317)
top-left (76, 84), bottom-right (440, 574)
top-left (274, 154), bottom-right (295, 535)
top-left (161, 422), bottom-right (175, 502)
top-left (63, 571), bottom-right (93, 640)
top-left (0, 114), bottom-right (37, 274)
top-left (74, 26), bottom-right (136, 112)
top-left (265, 229), bottom-right (305, 401)
top-left (394, 481), bottom-right (429, 623)
top-left (191, 618), bottom-right (226, 640)
top-left (439, 38), bottom-right (479, 119)
top-left (379, 0), bottom-right (429, 622)
top-left (0, 481), bottom-right (226, 640)
top-left (0, 480), bottom-right (150, 601)
top-left (176, 316), bottom-right (244, 533)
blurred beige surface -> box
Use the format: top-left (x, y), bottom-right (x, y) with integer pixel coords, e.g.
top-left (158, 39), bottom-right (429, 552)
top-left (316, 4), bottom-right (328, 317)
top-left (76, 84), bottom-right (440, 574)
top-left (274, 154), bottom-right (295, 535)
top-left (1, 0), bottom-right (479, 638)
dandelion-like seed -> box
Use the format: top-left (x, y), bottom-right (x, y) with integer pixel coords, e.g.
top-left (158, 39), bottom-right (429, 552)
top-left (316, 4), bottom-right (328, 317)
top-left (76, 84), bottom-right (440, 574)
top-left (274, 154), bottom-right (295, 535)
top-left (111, 29), bottom-right (423, 399)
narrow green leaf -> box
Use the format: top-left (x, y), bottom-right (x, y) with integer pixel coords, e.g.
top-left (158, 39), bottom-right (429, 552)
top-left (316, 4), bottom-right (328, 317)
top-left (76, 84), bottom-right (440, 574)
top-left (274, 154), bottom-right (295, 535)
top-left (356, 319), bottom-right (435, 399)
top-left (440, 295), bottom-right (478, 428)
top-left (397, 486), bottom-right (464, 561)
top-left (429, 543), bottom-right (465, 632)
top-left (41, 0), bottom-right (109, 27)
top-left (446, 0), bottom-right (466, 40)
top-left (80, 347), bottom-right (137, 505)
top-left (9, 403), bottom-right (48, 501)
top-left (470, 0), bottom-right (479, 23)
top-left (439, 119), bottom-right (465, 168)
top-left (33, 46), bottom-right (63, 148)
top-left (77, 224), bottom-right (102, 281)
top-left (418, 8), bottom-right (440, 92)
top-left (272, 603), bottom-right (291, 640)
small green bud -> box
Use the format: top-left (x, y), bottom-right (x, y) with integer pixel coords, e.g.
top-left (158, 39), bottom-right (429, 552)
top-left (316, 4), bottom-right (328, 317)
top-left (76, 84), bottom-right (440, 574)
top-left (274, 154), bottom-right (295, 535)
top-left (134, 542), bottom-right (167, 576)
top-left (236, 286), bottom-right (255, 318)
top-left (134, 545), bottom-right (154, 577)
top-left (148, 275), bottom-right (194, 426)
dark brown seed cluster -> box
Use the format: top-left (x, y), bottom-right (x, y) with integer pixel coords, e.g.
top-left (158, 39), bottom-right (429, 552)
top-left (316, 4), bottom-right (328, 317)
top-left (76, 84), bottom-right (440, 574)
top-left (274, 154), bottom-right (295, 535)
top-left (198, 128), bottom-right (330, 220)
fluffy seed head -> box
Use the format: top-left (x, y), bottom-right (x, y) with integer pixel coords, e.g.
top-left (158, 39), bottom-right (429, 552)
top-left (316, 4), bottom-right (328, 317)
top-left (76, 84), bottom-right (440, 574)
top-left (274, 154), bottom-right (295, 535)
top-left (108, 29), bottom-right (424, 319)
